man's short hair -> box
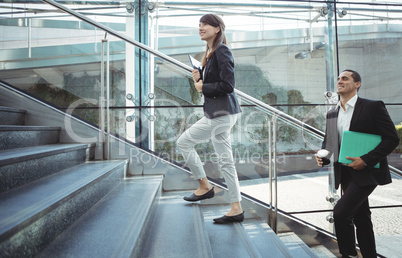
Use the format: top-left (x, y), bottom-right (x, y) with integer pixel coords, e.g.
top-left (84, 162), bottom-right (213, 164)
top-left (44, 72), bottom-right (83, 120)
top-left (343, 69), bottom-right (362, 83)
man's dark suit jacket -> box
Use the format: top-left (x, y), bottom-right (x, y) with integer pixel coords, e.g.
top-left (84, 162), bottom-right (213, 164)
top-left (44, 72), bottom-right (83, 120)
top-left (322, 97), bottom-right (399, 189)
top-left (202, 43), bottom-right (241, 119)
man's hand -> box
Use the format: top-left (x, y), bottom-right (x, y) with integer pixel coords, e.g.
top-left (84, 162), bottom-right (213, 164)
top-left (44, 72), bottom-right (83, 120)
top-left (346, 156), bottom-right (366, 170)
top-left (314, 154), bottom-right (323, 167)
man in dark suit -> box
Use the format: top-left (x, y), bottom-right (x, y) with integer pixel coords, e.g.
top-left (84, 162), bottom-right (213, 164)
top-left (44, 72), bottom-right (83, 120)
top-left (315, 69), bottom-right (399, 257)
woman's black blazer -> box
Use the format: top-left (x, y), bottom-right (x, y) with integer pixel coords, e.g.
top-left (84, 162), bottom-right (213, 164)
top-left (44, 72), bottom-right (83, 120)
top-left (201, 43), bottom-right (241, 119)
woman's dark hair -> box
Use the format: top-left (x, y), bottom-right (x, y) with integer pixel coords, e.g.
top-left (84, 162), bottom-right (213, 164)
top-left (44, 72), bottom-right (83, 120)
top-left (199, 14), bottom-right (228, 66)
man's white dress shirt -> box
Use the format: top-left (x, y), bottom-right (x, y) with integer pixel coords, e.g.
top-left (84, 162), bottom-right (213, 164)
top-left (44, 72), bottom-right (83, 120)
top-left (337, 94), bottom-right (358, 143)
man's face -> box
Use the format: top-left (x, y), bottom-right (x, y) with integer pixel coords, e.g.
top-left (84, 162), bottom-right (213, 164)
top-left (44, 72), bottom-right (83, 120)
top-left (337, 71), bottom-right (361, 95)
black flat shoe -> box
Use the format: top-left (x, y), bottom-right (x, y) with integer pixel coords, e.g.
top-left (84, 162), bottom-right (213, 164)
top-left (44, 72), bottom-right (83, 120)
top-left (183, 187), bottom-right (215, 202)
top-left (213, 211), bottom-right (245, 224)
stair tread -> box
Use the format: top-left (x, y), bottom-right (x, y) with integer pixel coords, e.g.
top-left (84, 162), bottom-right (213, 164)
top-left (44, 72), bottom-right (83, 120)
top-left (37, 176), bottom-right (163, 258)
top-left (0, 125), bottom-right (61, 131)
top-left (0, 106), bottom-right (26, 125)
top-left (0, 160), bottom-right (127, 237)
top-left (278, 232), bottom-right (320, 258)
top-left (0, 143), bottom-right (95, 166)
top-left (201, 204), bottom-right (302, 258)
top-left (240, 219), bottom-right (296, 257)
top-left (310, 245), bottom-right (337, 257)
top-left (141, 191), bottom-right (213, 258)
top-left (0, 106), bottom-right (26, 113)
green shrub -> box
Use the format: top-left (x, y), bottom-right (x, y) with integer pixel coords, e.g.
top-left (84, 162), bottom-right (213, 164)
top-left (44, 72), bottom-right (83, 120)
top-left (395, 123), bottom-right (402, 153)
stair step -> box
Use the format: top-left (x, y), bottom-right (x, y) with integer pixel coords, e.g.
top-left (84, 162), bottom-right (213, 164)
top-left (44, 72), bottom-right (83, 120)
top-left (309, 245), bottom-right (337, 257)
top-left (0, 125), bottom-right (60, 150)
top-left (202, 204), bottom-right (292, 258)
top-left (278, 232), bottom-right (320, 257)
top-left (0, 106), bottom-right (26, 125)
top-left (0, 160), bottom-right (128, 257)
top-left (140, 191), bottom-right (212, 258)
top-left (37, 176), bottom-right (163, 258)
top-left (0, 143), bottom-right (95, 192)
top-left (241, 219), bottom-right (296, 257)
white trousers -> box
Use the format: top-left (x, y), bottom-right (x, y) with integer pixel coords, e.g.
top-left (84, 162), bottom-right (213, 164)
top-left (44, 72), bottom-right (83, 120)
top-left (177, 114), bottom-right (241, 203)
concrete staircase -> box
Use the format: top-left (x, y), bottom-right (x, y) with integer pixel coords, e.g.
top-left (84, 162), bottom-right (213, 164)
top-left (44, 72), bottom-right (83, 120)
top-left (0, 105), bottom-right (328, 257)
top-left (0, 106), bottom-right (139, 257)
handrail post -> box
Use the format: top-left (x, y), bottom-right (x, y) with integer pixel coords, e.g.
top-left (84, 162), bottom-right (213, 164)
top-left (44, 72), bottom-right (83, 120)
top-left (28, 18), bottom-right (32, 59)
top-left (268, 114), bottom-right (278, 233)
top-left (100, 39), bottom-right (106, 160)
top-left (100, 38), bottom-right (111, 160)
top-left (106, 39), bottom-right (111, 160)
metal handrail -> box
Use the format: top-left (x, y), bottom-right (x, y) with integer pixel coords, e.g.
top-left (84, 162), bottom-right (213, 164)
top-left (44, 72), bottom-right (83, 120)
top-left (390, 165), bottom-right (402, 177)
top-left (40, 0), bottom-right (325, 140)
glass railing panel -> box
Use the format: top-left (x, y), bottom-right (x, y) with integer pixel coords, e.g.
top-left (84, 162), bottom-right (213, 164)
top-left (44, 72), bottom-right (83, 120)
top-left (153, 58), bottom-right (200, 106)
top-left (236, 96), bottom-right (335, 232)
top-left (155, 1), bottom-right (335, 115)
top-left (219, 106), bottom-right (273, 202)
top-left (0, 1), bottom-right (197, 149)
top-left (0, 2), bottom-right (129, 128)
top-left (151, 105), bottom-right (203, 161)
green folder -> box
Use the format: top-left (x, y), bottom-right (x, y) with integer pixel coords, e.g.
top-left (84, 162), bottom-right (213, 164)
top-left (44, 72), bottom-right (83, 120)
top-left (338, 131), bottom-right (381, 168)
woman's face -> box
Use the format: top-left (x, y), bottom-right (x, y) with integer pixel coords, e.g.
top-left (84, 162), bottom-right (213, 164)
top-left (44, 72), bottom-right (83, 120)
top-left (199, 21), bottom-right (219, 43)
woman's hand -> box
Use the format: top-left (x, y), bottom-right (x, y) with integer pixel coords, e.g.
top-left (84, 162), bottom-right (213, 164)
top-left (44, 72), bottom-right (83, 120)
top-left (192, 69), bottom-right (203, 92)
top-left (194, 79), bottom-right (203, 92)
top-left (192, 69), bottom-right (201, 82)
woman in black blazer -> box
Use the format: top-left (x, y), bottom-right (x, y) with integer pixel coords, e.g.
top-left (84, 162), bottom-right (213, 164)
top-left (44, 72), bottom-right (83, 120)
top-left (177, 14), bottom-right (243, 223)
